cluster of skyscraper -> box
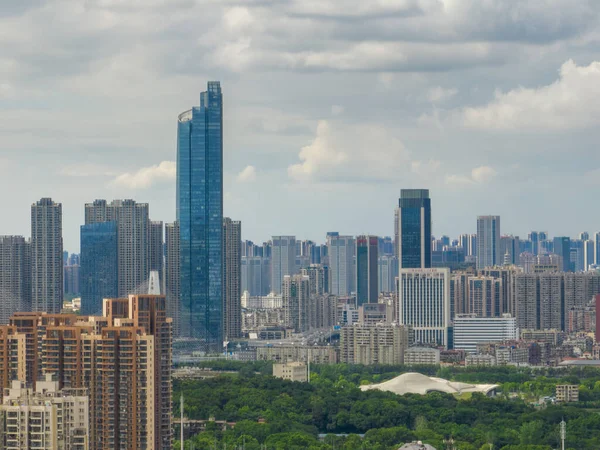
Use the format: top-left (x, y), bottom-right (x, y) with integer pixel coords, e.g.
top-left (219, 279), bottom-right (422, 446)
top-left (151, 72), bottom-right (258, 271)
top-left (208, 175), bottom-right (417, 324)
top-left (3, 81), bottom-right (600, 354)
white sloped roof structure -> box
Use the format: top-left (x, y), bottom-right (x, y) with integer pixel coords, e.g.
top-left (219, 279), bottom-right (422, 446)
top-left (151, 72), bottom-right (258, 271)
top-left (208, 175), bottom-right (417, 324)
top-left (398, 442), bottom-right (437, 450)
top-left (360, 372), bottom-right (498, 396)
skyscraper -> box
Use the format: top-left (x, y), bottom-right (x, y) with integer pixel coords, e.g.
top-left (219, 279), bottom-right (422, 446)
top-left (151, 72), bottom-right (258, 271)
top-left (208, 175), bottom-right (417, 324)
top-left (177, 81), bottom-right (224, 348)
top-left (31, 198), bottom-right (63, 314)
top-left (165, 222), bottom-right (181, 336)
top-left (149, 220), bottom-right (164, 288)
top-left (85, 199), bottom-right (150, 297)
top-left (0, 236), bottom-right (31, 324)
top-left (476, 215), bottom-right (500, 270)
top-left (398, 268), bottom-right (450, 348)
top-left (80, 222), bottom-right (118, 316)
top-left (223, 218), bottom-right (241, 340)
top-left (356, 235), bottom-right (378, 306)
top-left (528, 231), bottom-right (547, 256)
top-left (553, 236), bottom-right (572, 272)
top-left (327, 234), bottom-right (355, 296)
top-left (282, 275), bottom-right (310, 333)
top-left (271, 236), bottom-right (297, 295)
top-left (378, 255), bottom-right (398, 294)
top-left (395, 189), bottom-right (431, 269)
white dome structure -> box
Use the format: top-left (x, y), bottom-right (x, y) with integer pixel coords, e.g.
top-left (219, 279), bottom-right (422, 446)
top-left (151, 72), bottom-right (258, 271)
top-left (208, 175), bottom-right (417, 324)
top-left (360, 372), bottom-right (498, 396)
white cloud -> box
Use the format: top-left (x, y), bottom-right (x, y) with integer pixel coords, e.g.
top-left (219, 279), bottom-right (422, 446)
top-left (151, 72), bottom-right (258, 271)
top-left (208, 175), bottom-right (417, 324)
top-left (331, 105), bottom-right (344, 116)
top-left (446, 165), bottom-right (497, 186)
top-left (461, 60), bottom-right (600, 130)
top-left (471, 165), bottom-right (497, 183)
top-left (288, 119), bottom-right (435, 183)
top-left (237, 165), bottom-right (257, 183)
top-left (110, 160), bottom-right (175, 189)
top-left (427, 86), bottom-right (457, 103)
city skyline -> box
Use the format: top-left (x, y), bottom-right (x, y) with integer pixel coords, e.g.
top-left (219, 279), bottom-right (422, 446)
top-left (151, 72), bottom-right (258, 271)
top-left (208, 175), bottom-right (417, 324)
top-left (2, 2), bottom-right (600, 252)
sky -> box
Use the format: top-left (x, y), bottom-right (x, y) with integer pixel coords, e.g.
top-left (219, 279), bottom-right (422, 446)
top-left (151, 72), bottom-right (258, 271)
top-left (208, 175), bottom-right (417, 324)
top-left (2, 0), bottom-right (600, 252)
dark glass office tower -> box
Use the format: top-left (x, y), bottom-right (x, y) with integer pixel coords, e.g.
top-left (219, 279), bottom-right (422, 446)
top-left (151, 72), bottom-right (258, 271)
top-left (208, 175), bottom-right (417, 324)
top-left (395, 189), bottom-right (431, 269)
top-left (177, 81), bottom-right (224, 350)
top-left (356, 235), bottom-right (378, 306)
top-left (553, 236), bottom-right (572, 272)
top-left (80, 222), bottom-right (118, 315)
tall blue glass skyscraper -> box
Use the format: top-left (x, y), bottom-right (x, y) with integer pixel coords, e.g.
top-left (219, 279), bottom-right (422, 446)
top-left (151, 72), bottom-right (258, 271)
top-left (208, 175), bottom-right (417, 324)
top-left (395, 189), bottom-right (432, 269)
top-left (177, 81), bottom-right (224, 350)
top-left (80, 222), bottom-right (118, 316)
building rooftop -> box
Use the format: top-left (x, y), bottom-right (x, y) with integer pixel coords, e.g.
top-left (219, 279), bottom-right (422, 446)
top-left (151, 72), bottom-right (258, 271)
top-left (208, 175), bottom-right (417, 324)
top-left (360, 372), bottom-right (498, 396)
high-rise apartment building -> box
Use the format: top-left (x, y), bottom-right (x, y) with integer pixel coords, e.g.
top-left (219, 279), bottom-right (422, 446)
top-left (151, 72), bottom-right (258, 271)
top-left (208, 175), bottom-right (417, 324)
top-left (0, 236), bottom-right (31, 324)
top-left (223, 218), bottom-right (241, 340)
top-left (356, 235), bottom-right (378, 306)
top-left (177, 81), bottom-right (224, 348)
top-left (282, 275), bottom-right (310, 332)
top-left (302, 264), bottom-right (329, 296)
top-left (85, 199), bottom-right (150, 297)
top-left (80, 222), bottom-right (118, 316)
top-left (31, 198), bottom-right (63, 314)
top-left (0, 294), bottom-right (173, 450)
top-left (468, 276), bottom-right (502, 318)
top-left (1, 375), bottom-right (89, 450)
top-left (398, 268), bottom-right (450, 347)
top-left (165, 221), bottom-right (180, 336)
top-left (476, 215), bottom-right (500, 269)
top-left (271, 236), bottom-right (297, 295)
top-left (395, 189), bottom-right (431, 269)
top-left (149, 220), bottom-right (164, 287)
top-left (327, 234), bottom-right (355, 296)
top-left (480, 267), bottom-right (519, 317)
top-left (451, 272), bottom-right (470, 318)
top-left (340, 323), bottom-right (410, 365)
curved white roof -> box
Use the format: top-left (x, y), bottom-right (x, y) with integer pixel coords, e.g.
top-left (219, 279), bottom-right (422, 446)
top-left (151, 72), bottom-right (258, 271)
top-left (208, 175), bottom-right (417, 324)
top-left (360, 372), bottom-right (498, 396)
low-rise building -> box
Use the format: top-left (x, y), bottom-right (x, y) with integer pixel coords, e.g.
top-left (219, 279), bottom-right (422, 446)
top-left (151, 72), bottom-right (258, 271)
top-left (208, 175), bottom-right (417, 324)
top-left (273, 362), bottom-right (308, 382)
top-left (465, 354), bottom-right (496, 367)
top-left (404, 347), bottom-right (440, 365)
top-left (255, 345), bottom-right (338, 364)
top-left (556, 385), bottom-right (579, 403)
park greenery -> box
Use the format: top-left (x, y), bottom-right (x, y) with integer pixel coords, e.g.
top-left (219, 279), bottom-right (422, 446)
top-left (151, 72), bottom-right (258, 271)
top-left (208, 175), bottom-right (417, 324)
top-left (174, 362), bottom-right (600, 450)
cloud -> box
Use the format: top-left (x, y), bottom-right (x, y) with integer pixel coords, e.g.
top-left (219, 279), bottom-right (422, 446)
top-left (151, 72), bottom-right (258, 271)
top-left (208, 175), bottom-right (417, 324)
top-left (461, 60), bottom-right (600, 130)
top-left (471, 165), bottom-right (497, 183)
top-left (427, 86), bottom-right (457, 103)
top-left (331, 105), bottom-right (344, 116)
top-left (237, 165), bottom-right (257, 182)
top-left (110, 161), bottom-right (175, 189)
top-left (60, 163), bottom-right (117, 178)
top-left (288, 120), bottom-right (435, 183)
top-left (446, 165), bottom-right (497, 186)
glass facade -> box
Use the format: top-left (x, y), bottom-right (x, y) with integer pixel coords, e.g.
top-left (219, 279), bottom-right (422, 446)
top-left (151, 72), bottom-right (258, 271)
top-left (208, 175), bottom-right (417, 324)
top-left (398, 189), bottom-right (431, 269)
top-left (80, 221), bottom-right (118, 316)
top-left (177, 81), bottom-right (223, 350)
